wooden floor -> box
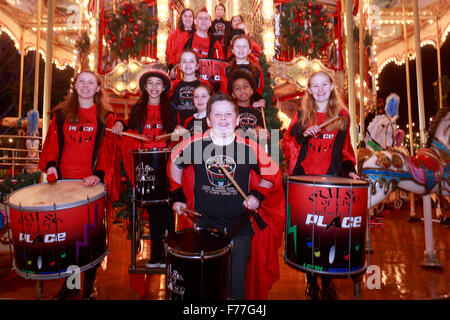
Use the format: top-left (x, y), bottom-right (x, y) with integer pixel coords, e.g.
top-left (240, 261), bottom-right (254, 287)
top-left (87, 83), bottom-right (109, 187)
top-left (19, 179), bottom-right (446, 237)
top-left (0, 203), bottom-right (449, 300)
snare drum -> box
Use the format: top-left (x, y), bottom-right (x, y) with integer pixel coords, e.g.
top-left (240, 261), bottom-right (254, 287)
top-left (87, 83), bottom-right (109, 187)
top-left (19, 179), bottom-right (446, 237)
top-left (285, 175), bottom-right (369, 276)
top-left (6, 180), bottom-right (108, 280)
top-left (131, 148), bottom-right (171, 204)
top-left (165, 227), bottom-right (232, 300)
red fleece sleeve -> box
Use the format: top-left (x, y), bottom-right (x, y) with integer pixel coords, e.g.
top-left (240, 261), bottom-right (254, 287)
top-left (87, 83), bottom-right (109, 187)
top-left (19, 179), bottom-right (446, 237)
top-left (38, 115), bottom-right (59, 173)
top-left (281, 111), bottom-right (302, 175)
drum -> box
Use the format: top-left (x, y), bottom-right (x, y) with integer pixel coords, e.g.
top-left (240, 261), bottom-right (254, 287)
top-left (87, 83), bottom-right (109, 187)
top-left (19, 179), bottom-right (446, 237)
top-left (198, 59), bottom-right (228, 92)
top-left (6, 180), bottom-right (108, 280)
top-left (131, 148), bottom-right (171, 204)
top-left (165, 227), bottom-right (232, 300)
top-left (285, 175), bottom-right (369, 276)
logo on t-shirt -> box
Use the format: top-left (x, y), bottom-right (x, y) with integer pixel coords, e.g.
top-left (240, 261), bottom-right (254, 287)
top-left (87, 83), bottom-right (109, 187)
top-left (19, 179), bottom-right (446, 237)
top-left (214, 22), bottom-right (226, 36)
top-left (205, 155), bottom-right (236, 188)
top-left (239, 113), bottom-right (258, 131)
top-left (177, 86), bottom-right (195, 110)
top-left (67, 118), bottom-right (95, 144)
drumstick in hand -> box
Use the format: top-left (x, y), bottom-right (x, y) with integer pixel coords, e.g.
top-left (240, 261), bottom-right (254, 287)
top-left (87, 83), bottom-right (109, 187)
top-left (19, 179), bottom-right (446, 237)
top-left (155, 133), bottom-right (174, 141)
top-left (105, 128), bottom-right (150, 142)
top-left (318, 113), bottom-right (343, 129)
top-left (181, 207), bottom-right (202, 217)
top-left (219, 165), bottom-right (258, 213)
top-left (219, 165), bottom-right (267, 231)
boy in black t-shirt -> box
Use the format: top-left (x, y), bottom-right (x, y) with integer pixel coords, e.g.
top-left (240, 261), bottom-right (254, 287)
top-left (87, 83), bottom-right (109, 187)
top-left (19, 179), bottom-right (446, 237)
top-left (169, 93), bottom-right (280, 299)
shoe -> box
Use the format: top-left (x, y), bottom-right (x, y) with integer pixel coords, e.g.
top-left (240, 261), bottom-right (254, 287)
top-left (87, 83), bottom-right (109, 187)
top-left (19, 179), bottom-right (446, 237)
top-left (321, 280), bottom-right (339, 300)
top-left (145, 257), bottom-right (161, 268)
top-left (53, 287), bottom-right (81, 300)
top-left (305, 281), bottom-right (320, 300)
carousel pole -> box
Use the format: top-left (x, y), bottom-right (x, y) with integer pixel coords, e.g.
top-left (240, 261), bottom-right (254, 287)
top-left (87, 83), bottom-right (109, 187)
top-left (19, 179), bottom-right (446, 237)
top-left (18, 27), bottom-right (25, 118)
top-left (345, 0), bottom-right (358, 152)
top-left (358, 0), bottom-right (365, 142)
top-left (42, 0), bottom-right (55, 141)
top-left (435, 17), bottom-right (443, 109)
top-left (411, 0), bottom-right (442, 269)
top-left (33, 0), bottom-right (42, 111)
top-left (402, 0), bottom-right (417, 221)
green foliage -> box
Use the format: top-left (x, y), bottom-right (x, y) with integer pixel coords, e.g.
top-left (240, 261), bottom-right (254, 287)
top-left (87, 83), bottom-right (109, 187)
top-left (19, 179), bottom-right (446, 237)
top-left (0, 172), bottom-right (41, 203)
top-left (280, 0), bottom-right (332, 59)
top-left (104, 2), bottom-right (156, 61)
top-left (259, 53), bottom-right (285, 170)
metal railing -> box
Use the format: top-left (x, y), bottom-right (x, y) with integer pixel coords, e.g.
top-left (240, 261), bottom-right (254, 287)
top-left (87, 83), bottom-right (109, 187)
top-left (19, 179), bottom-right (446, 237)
top-left (0, 134), bottom-right (42, 178)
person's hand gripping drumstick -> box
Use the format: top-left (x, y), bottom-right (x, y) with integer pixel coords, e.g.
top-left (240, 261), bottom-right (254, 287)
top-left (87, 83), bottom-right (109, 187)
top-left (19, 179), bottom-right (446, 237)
top-left (303, 112), bottom-right (343, 138)
top-left (219, 165), bottom-right (260, 211)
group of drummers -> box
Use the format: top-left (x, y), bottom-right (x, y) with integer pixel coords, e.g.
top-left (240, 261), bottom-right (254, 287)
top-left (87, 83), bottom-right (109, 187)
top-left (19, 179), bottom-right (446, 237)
top-left (9, 5), bottom-right (362, 301)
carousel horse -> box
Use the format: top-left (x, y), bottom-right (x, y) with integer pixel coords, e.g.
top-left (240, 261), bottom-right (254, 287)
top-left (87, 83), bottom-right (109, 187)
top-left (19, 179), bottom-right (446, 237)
top-left (360, 107), bottom-right (449, 215)
top-left (359, 94), bottom-right (407, 211)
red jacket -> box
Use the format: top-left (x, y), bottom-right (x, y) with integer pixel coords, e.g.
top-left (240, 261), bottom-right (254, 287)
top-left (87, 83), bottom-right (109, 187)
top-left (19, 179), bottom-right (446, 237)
top-left (39, 108), bottom-right (118, 200)
top-left (168, 131), bottom-right (285, 299)
top-left (165, 29), bottom-right (191, 69)
top-left (282, 108), bottom-right (356, 176)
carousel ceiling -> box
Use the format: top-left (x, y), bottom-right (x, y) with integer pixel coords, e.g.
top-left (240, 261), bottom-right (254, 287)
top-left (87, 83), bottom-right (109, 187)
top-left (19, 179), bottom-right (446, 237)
top-left (370, 0), bottom-right (450, 73)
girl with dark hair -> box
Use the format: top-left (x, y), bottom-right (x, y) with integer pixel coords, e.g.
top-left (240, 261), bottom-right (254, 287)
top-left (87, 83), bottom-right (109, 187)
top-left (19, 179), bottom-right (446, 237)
top-left (111, 68), bottom-right (176, 268)
top-left (39, 70), bottom-right (116, 300)
top-left (166, 8), bottom-right (195, 79)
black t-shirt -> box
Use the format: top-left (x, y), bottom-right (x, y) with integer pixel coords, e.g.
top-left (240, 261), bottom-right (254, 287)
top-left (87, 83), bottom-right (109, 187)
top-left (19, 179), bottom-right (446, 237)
top-left (183, 116), bottom-right (209, 136)
top-left (238, 106), bottom-right (263, 132)
top-left (210, 18), bottom-right (231, 44)
top-left (174, 136), bottom-right (260, 236)
top-left (170, 79), bottom-right (204, 124)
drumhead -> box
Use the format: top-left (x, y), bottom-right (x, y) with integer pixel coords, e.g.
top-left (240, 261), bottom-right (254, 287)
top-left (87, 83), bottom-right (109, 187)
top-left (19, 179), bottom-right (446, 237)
top-left (289, 175), bottom-right (369, 187)
top-left (131, 148), bottom-right (171, 154)
top-left (6, 179), bottom-right (105, 211)
top-left (165, 228), bottom-right (230, 258)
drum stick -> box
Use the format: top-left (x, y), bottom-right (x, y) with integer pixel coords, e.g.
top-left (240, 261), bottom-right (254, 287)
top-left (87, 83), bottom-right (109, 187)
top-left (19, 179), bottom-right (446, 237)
top-left (155, 132), bottom-right (173, 141)
top-left (219, 165), bottom-right (255, 210)
top-left (318, 114), bottom-right (342, 129)
top-left (181, 207), bottom-right (202, 217)
top-left (219, 165), bottom-right (267, 231)
top-left (105, 128), bottom-right (150, 142)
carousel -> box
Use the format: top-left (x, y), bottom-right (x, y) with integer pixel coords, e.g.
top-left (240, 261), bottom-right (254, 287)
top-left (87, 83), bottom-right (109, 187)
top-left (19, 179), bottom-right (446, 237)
top-left (0, 0), bottom-right (449, 301)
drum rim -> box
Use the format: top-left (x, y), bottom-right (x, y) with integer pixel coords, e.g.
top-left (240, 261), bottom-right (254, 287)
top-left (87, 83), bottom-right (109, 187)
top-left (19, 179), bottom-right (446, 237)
top-left (131, 148), bottom-right (172, 154)
top-left (288, 175), bottom-right (370, 188)
top-left (165, 227), bottom-right (231, 258)
top-left (12, 247), bottom-right (108, 280)
top-left (6, 179), bottom-right (106, 212)
top-left (284, 257), bottom-right (367, 277)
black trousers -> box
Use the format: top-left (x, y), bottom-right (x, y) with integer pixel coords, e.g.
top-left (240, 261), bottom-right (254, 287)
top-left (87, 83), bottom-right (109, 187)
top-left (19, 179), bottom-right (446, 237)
top-left (229, 234), bottom-right (253, 300)
top-left (146, 203), bottom-right (175, 259)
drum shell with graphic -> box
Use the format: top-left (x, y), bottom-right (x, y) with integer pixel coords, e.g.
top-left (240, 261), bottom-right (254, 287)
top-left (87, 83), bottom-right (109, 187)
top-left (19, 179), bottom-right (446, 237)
top-left (6, 180), bottom-right (107, 280)
top-left (198, 59), bottom-right (228, 92)
top-left (165, 228), bottom-right (231, 300)
top-left (131, 148), bottom-right (171, 204)
top-left (285, 175), bottom-right (369, 276)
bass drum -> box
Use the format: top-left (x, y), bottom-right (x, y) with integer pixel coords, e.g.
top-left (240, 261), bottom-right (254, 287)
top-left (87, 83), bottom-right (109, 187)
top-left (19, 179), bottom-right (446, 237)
top-left (285, 175), bottom-right (369, 277)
